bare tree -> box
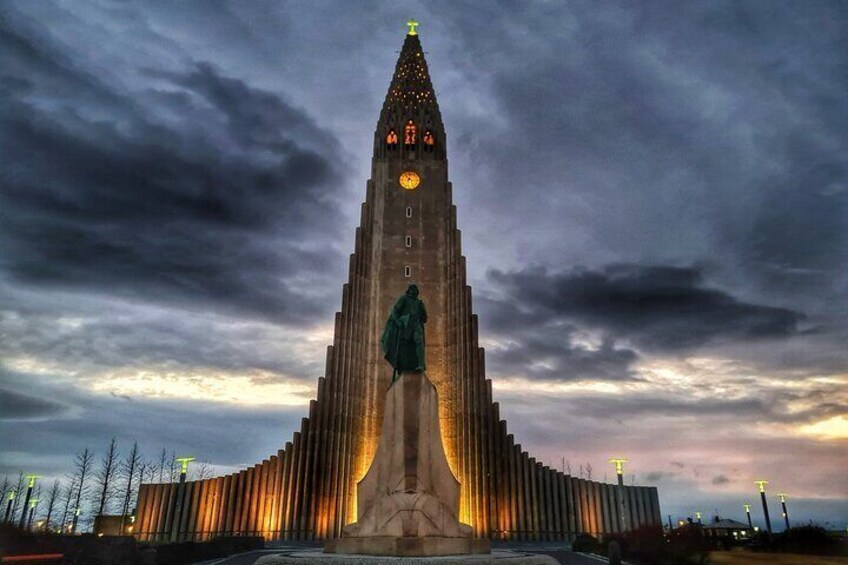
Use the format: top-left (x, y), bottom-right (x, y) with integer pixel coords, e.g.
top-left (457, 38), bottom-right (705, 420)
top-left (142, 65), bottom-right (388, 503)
top-left (43, 480), bottom-right (61, 531)
top-left (578, 464), bottom-right (584, 478)
top-left (168, 451), bottom-right (177, 482)
top-left (119, 442), bottom-right (141, 532)
top-left (94, 438), bottom-right (119, 516)
top-left (193, 459), bottom-right (212, 481)
top-left (71, 448), bottom-right (94, 533)
top-left (0, 476), bottom-right (10, 506)
top-left (157, 448), bottom-right (167, 482)
top-left (10, 472), bottom-right (24, 524)
top-left (586, 463), bottom-right (593, 480)
top-left (59, 475), bottom-right (78, 533)
top-left (565, 459), bottom-right (572, 475)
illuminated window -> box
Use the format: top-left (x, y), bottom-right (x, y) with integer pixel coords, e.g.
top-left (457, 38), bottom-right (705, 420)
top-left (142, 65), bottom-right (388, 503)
top-left (423, 130), bottom-right (435, 152)
top-left (405, 236), bottom-right (412, 248)
top-left (404, 120), bottom-right (416, 147)
top-left (385, 129), bottom-right (398, 150)
top-left (404, 266), bottom-right (411, 277)
top-left (406, 206), bottom-right (412, 218)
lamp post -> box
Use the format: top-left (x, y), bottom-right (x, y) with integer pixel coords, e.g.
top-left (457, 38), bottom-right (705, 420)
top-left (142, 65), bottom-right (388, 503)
top-left (609, 457), bottom-right (628, 531)
top-left (755, 480), bottom-right (772, 534)
top-left (778, 493), bottom-right (790, 530)
top-left (744, 503), bottom-right (753, 529)
top-left (695, 511), bottom-right (702, 525)
top-left (4, 490), bottom-right (16, 523)
top-left (26, 497), bottom-right (39, 530)
top-left (18, 475), bottom-right (40, 530)
top-left (170, 457), bottom-right (195, 542)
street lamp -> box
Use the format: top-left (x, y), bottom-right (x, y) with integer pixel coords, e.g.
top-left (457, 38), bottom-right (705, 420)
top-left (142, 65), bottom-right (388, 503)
top-left (755, 480), bottom-right (772, 534)
top-left (695, 511), bottom-right (703, 524)
top-left (26, 497), bottom-right (39, 530)
top-left (18, 475), bottom-right (41, 530)
top-left (4, 490), bottom-right (16, 523)
top-left (744, 503), bottom-right (753, 529)
top-left (778, 493), bottom-right (790, 530)
top-left (609, 457), bottom-right (629, 532)
top-left (170, 456), bottom-right (195, 541)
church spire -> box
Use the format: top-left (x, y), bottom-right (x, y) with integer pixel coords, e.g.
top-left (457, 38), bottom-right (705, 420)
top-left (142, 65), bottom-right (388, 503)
top-left (375, 22), bottom-right (445, 160)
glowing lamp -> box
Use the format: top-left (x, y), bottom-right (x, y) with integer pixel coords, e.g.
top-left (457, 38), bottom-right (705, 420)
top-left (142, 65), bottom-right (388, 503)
top-left (26, 474), bottom-right (42, 488)
top-left (175, 457), bottom-right (196, 474)
top-left (778, 493), bottom-right (787, 503)
top-left (755, 480), bottom-right (768, 492)
top-left (406, 19), bottom-right (419, 36)
top-left (744, 503), bottom-right (751, 512)
top-left (608, 458), bottom-right (628, 475)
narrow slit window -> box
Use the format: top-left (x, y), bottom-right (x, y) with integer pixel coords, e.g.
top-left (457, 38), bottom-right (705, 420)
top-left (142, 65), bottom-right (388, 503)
top-left (404, 266), bottom-right (411, 278)
top-left (406, 206), bottom-right (413, 218)
top-left (405, 236), bottom-right (412, 248)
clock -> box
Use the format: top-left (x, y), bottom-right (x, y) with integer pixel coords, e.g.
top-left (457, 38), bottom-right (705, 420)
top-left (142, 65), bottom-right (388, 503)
top-left (399, 171), bottom-right (420, 190)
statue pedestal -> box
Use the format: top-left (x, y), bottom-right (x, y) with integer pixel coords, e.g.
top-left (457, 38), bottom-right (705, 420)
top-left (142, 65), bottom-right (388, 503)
top-left (325, 371), bottom-right (489, 557)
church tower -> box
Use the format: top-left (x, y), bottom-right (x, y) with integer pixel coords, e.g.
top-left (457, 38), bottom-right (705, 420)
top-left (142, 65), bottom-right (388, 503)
top-left (133, 23), bottom-right (662, 543)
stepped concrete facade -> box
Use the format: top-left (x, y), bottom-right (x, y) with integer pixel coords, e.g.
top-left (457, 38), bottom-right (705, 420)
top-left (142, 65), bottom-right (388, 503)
top-left (134, 28), bottom-right (662, 543)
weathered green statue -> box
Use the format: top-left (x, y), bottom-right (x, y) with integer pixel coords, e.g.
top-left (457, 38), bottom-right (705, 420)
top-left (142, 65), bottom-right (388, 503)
top-left (381, 284), bottom-right (427, 382)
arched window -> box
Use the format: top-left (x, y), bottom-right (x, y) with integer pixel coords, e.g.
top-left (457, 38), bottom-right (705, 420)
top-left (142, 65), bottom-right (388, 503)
top-left (385, 129), bottom-right (398, 150)
top-left (405, 206), bottom-right (413, 218)
top-left (404, 120), bottom-right (416, 148)
top-left (423, 130), bottom-right (435, 152)
top-left (405, 235), bottom-right (412, 248)
top-left (404, 266), bottom-right (411, 278)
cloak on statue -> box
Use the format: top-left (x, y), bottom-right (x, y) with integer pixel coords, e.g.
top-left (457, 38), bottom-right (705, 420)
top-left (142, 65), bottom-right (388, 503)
top-left (380, 284), bottom-right (427, 381)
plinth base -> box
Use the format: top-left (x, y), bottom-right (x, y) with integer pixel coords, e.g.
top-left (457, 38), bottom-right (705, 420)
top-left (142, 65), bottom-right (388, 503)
top-left (325, 536), bottom-right (490, 557)
top-left (256, 549), bottom-right (558, 564)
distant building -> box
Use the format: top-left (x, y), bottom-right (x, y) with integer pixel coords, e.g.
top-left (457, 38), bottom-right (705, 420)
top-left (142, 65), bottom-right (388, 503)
top-left (702, 516), bottom-right (754, 541)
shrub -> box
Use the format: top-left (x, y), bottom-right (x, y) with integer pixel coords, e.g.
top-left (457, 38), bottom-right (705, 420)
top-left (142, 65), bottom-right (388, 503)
top-left (771, 525), bottom-right (846, 556)
top-left (572, 533), bottom-right (600, 553)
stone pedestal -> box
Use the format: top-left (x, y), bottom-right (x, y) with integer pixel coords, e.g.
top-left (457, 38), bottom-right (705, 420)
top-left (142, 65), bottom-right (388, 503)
top-left (326, 371), bottom-right (489, 557)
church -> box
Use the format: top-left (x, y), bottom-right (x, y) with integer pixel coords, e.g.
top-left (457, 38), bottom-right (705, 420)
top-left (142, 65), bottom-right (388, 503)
top-left (133, 22), bottom-right (661, 543)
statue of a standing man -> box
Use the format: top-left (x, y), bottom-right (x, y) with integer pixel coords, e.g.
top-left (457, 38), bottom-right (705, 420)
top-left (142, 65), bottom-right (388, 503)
top-left (381, 284), bottom-right (427, 382)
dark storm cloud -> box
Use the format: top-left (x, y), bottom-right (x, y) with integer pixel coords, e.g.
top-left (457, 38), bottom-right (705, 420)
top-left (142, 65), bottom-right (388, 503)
top-left (441, 1), bottom-right (848, 311)
top-left (0, 10), bottom-right (345, 323)
top-left (0, 289), bottom-right (322, 380)
top-left (0, 389), bottom-right (72, 421)
top-left (484, 326), bottom-right (639, 382)
top-left (711, 474), bottom-right (730, 485)
top-left (483, 264), bottom-right (803, 352)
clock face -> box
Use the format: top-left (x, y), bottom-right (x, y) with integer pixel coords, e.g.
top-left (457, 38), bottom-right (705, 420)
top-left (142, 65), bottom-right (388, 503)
top-left (399, 171), bottom-right (421, 190)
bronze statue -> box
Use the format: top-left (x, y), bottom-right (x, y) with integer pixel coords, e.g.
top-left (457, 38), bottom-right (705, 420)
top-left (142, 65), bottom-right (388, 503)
top-left (380, 284), bottom-right (427, 381)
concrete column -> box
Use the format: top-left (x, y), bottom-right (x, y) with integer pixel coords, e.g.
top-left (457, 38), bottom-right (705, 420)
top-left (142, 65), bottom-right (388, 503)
top-left (513, 446), bottom-right (525, 540)
top-left (278, 445), bottom-right (291, 538)
top-left (182, 482), bottom-right (197, 541)
top-left (183, 481), bottom-right (204, 541)
top-left (649, 488), bottom-right (662, 526)
top-left (223, 474), bottom-right (236, 535)
top-left (284, 436), bottom-right (299, 539)
top-left (600, 482), bottom-right (611, 535)
top-left (528, 457), bottom-right (539, 540)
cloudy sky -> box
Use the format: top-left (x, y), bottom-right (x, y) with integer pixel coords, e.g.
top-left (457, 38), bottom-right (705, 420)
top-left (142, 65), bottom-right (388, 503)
top-left (1, 0), bottom-right (846, 528)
